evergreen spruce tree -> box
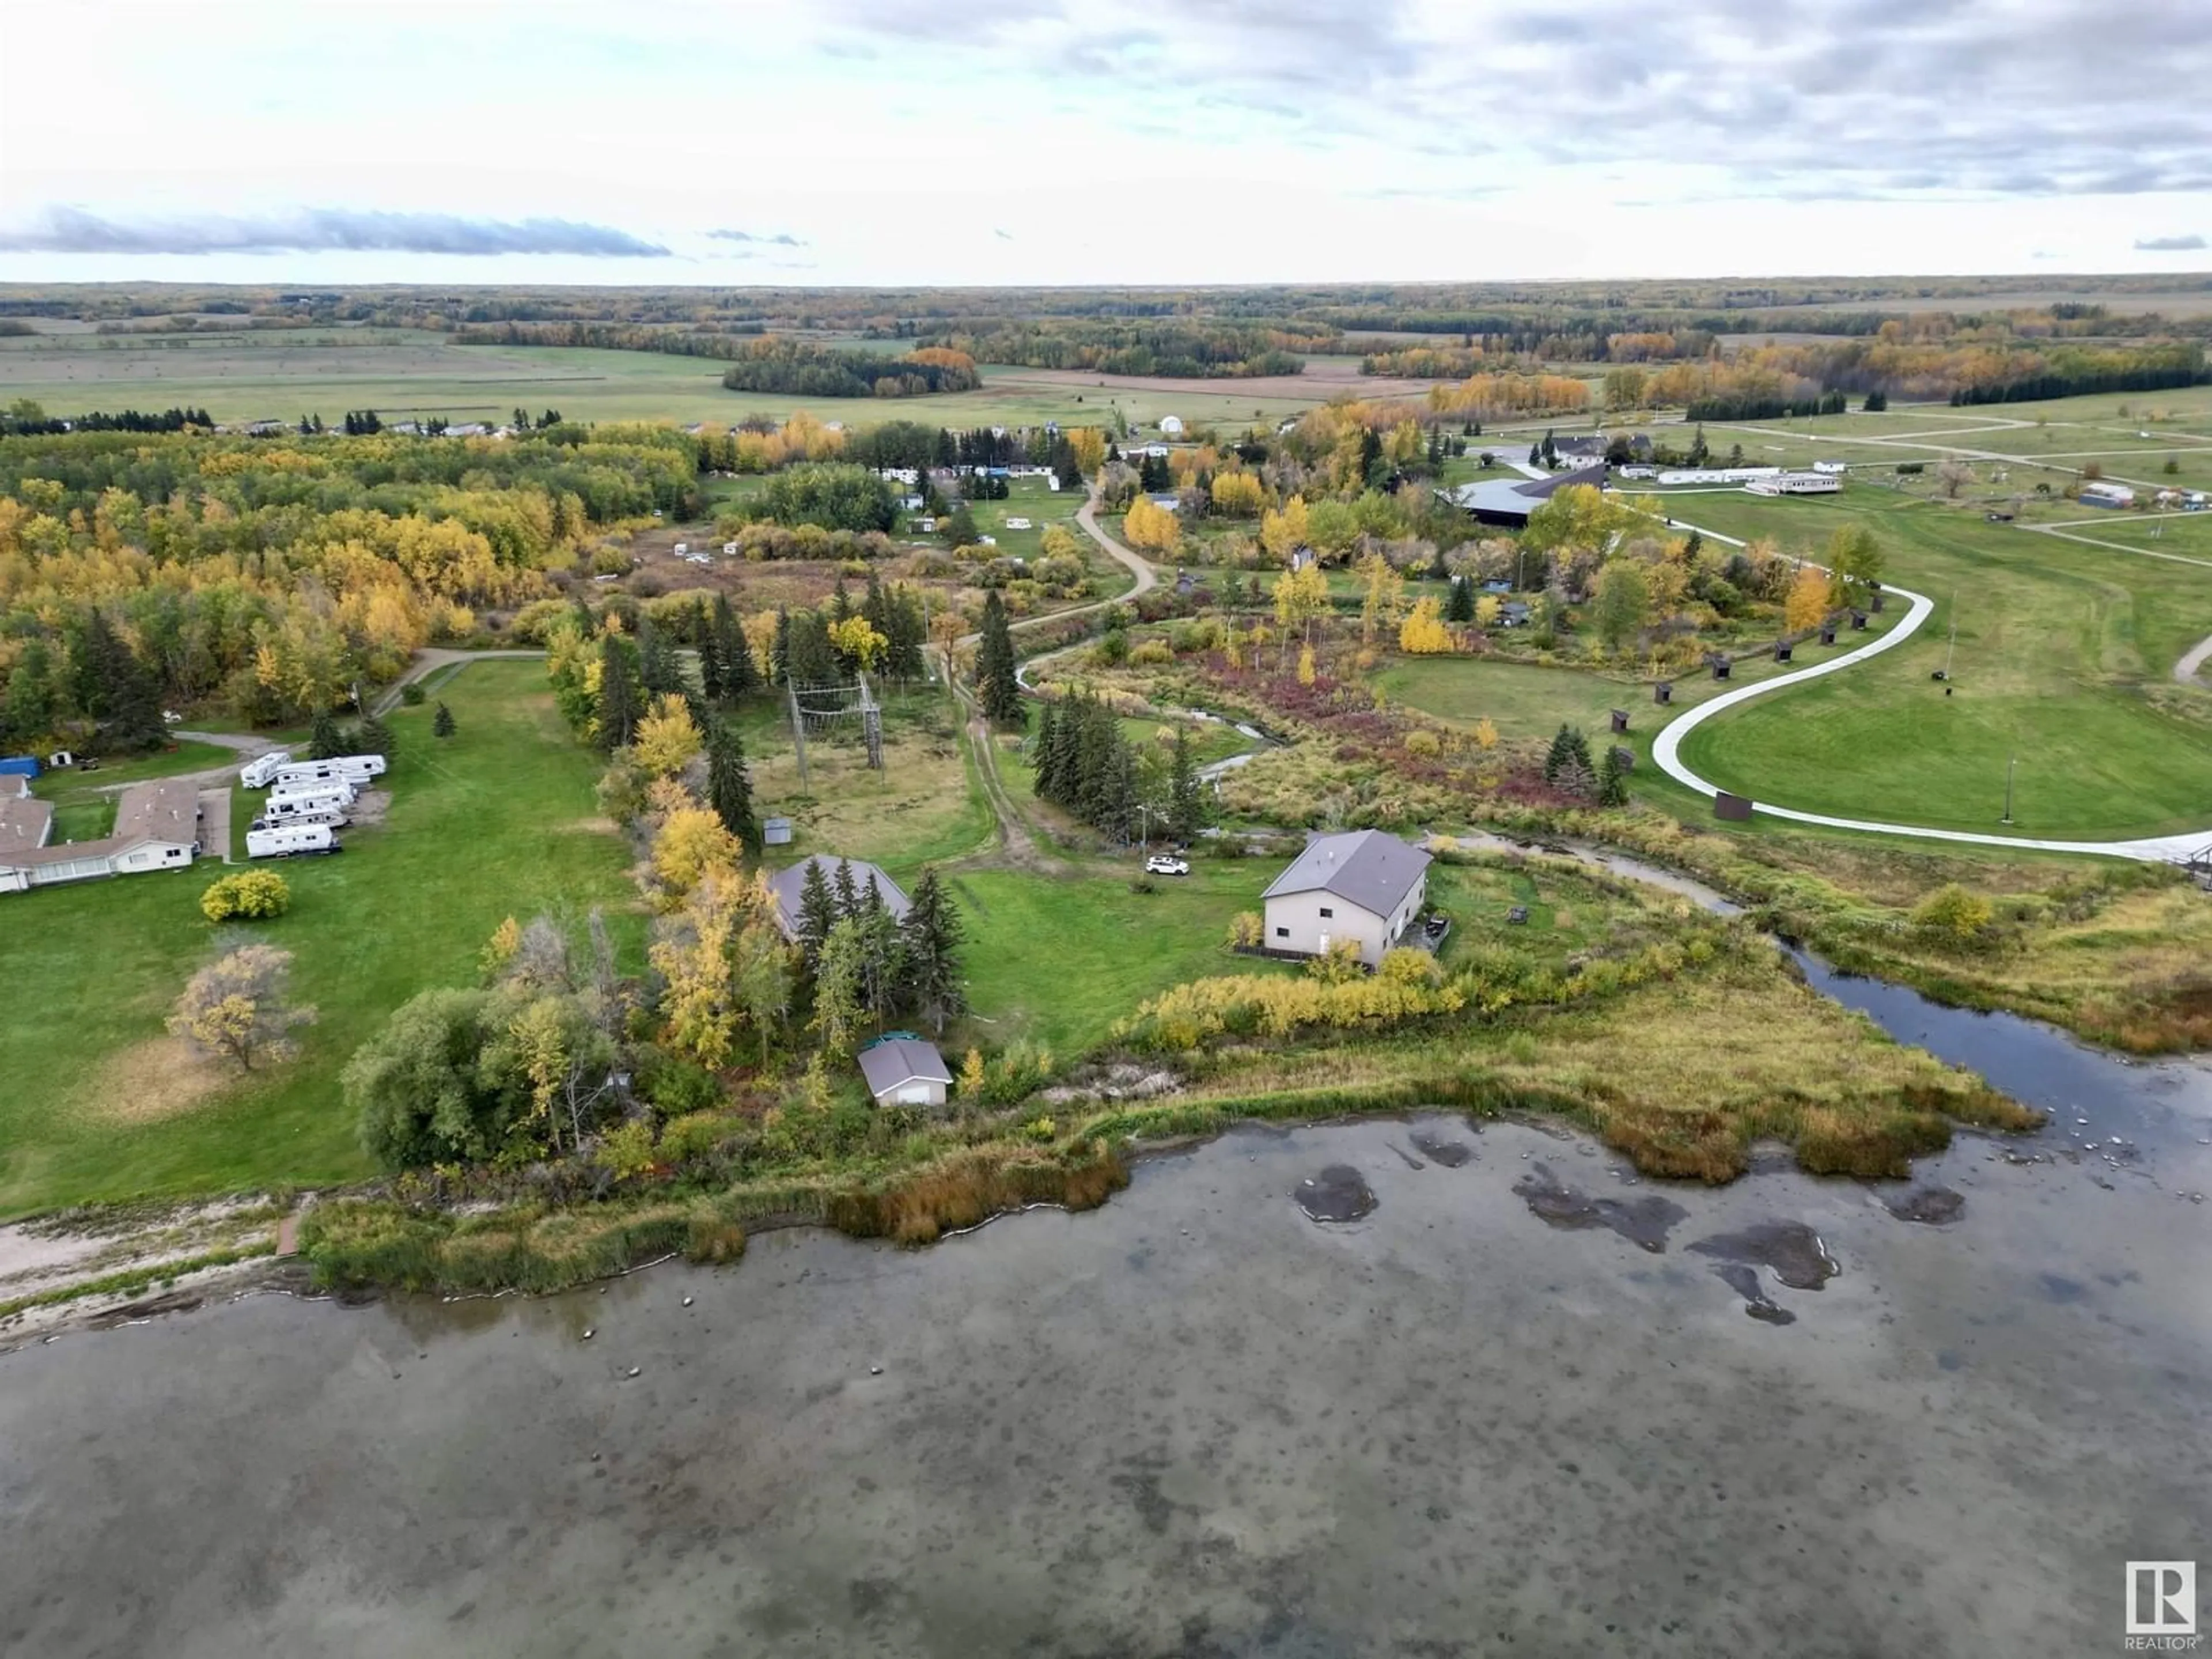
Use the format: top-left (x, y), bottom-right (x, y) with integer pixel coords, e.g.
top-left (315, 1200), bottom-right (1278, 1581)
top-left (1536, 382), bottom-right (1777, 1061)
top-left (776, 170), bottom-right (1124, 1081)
top-left (771, 607), bottom-right (792, 687)
top-left (596, 633), bottom-right (644, 752)
top-left (696, 620), bottom-right (725, 705)
top-left (307, 710), bottom-right (346, 761)
top-left (354, 714), bottom-right (393, 757)
top-left (1596, 747), bottom-right (1629, 808)
top-left (797, 859), bottom-right (838, 966)
top-left (976, 590), bottom-right (1024, 726)
top-left (706, 720), bottom-right (761, 855)
top-left (1544, 724), bottom-right (1593, 786)
top-left (1528, 441), bottom-right (1543, 467)
top-left (78, 609), bottom-right (166, 752)
top-left (896, 867), bottom-right (967, 1036)
top-left (636, 615), bottom-right (683, 699)
top-left (717, 596), bottom-right (757, 698)
top-left (786, 611), bottom-right (836, 687)
top-left (884, 585), bottom-right (926, 683)
top-left (433, 701), bottom-right (456, 738)
top-left (1032, 702), bottom-right (1060, 799)
top-left (1167, 724), bottom-right (1203, 843)
top-left (1444, 575), bottom-right (1476, 624)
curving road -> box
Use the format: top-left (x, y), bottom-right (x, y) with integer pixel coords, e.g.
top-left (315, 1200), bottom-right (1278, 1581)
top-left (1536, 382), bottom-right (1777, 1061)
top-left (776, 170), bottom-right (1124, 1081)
top-left (1647, 528), bottom-right (2212, 863)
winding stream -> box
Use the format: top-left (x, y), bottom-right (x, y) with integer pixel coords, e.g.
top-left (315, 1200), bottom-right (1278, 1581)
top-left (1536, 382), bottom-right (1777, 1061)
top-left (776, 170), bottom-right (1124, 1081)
top-left (2, 854), bottom-right (2208, 1656)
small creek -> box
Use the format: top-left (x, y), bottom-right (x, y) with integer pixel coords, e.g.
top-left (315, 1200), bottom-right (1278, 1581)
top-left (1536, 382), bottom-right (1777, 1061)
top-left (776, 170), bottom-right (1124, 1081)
top-left (2, 840), bottom-right (2208, 1656)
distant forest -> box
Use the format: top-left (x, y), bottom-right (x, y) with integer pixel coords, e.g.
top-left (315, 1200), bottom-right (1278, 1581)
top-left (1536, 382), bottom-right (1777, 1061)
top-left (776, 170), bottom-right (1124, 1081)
top-left (3, 277), bottom-right (2209, 404)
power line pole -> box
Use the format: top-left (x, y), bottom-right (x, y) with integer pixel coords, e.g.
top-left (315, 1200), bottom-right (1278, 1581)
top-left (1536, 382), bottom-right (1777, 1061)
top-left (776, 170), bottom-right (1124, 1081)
top-left (2001, 755), bottom-right (2016, 825)
top-left (786, 678), bottom-right (810, 790)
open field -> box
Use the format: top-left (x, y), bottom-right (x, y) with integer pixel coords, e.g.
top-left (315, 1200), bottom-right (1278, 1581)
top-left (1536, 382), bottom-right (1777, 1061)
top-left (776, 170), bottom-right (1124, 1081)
top-left (0, 334), bottom-right (1404, 432)
top-left (0, 661), bottom-right (636, 1218)
top-left (1647, 487), bottom-right (2212, 839)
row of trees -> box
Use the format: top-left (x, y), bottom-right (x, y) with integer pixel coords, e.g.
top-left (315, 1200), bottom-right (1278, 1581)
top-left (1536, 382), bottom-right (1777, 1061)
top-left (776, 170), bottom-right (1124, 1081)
top-left (1031, 692), bottom-right (1205, 844)
top-left (793, 861), bottom-right (967, 1046)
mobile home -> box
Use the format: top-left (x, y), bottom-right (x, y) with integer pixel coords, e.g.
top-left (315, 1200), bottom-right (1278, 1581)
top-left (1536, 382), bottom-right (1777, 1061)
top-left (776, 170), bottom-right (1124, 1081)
top-left (247, 824), bottom-right (339, 859)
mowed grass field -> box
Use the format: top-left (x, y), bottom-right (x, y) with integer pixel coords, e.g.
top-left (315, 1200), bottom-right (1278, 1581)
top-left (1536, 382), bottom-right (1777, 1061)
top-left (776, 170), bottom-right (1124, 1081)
top-left (0, 660), bottom-right (637, 1217)
top-left (0, 331), bottom-right (1353, 431)
top-left (1662, 486), bottom-right (2212, 838)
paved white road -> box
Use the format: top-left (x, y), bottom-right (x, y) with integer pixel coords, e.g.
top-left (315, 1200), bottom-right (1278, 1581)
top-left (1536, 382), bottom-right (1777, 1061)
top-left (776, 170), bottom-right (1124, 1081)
top-left (1645, 531), bottom-right (2212, 864)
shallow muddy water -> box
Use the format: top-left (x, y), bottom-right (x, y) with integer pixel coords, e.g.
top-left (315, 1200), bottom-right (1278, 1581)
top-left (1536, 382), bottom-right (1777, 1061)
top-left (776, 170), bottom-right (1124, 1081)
top-left (5, 1082), bottom-right (2209, 1657)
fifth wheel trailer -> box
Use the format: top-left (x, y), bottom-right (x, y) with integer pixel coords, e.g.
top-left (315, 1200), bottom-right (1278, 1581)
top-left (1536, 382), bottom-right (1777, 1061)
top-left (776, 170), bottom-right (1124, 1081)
top-left (239, 751), bottom-right (293, 789)
top-left (271, 755), bottom-right (385, 789)
top-left (247, 824), bottom-right (339, 859)
top-left (254, 798), bottom-right (349, 828)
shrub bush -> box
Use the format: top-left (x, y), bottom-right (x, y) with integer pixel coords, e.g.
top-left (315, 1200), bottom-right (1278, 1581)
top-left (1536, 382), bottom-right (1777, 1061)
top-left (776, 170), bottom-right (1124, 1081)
top-left (399, 680), bottom-right (427, 706)
top-left (200, 869), bottom-right (291, 922)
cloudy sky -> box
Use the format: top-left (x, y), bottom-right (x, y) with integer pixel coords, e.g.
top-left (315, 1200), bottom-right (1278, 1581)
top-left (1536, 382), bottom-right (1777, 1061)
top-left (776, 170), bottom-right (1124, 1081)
top-left (2, 0), bottom-right (2207, 286)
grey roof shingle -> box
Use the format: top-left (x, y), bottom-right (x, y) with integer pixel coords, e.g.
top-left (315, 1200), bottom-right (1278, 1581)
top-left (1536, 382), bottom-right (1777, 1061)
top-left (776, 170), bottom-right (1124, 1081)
top-left (765, 855), bottom-right (911, 941)
top-left (857, 1037), bottom-right (952, 1096)
top-left (0, 796), bottom-right (52, 851)
top-left (1262, 830), bottom-right (1431, 921)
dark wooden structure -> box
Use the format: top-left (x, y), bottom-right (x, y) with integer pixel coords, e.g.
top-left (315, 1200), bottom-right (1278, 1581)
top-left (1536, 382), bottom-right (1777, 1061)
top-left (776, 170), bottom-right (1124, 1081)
top-left (1774, 642), bottom-right (1793, 662)
top-left (1871, 591), bottom-right (1886, 613)
top-left (1654, 681), bottom-right (1673, 705)
top-left (1609, 709), bottom-right (1630, 734)
top-left (1714, 791), bottom-right (1754, 822)
top-left (1850, 609), bottom-right (1869, 630)
top-left (1711, 657), bottom-right (1732, 680)
top-left (1820, 624), bottom-right (1837, 645)
top-left (1608, 745), bottom-right (1635, 773)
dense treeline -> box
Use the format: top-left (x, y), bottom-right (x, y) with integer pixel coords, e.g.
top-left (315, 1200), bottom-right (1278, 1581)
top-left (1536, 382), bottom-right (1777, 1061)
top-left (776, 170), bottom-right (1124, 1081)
top-left (0, 405), bottom-right (217, 437)
top-left (1949, 355), bottom-right (2212, 405)
top-left (718, 340), bottom-right (980, 398)
top-left (0, 427), bottom-right (697, 748)
top-left (1684, 389), bottom-right (1850, 421)
top-left (450, 320), bottom-right (768, 355)
top-left (919, 321), bottom-right (1325, 378)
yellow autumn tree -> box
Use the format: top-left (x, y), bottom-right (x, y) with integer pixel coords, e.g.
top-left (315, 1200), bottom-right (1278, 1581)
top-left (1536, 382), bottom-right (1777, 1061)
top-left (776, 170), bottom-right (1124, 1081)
top-left (1356, 552), bottom-right (1405, 643)
top-left (1260, 495), bottom-right (1310, 565)
top-left (1297, 642), bottom-right (1316, 685)
top-left (653, 805), bottom-right (742, 896)
top-left (1473, 717), bottom-right (1499, 749)
top-left (1123, 495), bottom-right (1181, 555)
top-left (1069, 427), bottom-right (1107, 477)
top-left (1209, 472), bottom-right (1267, 518)
top-left (827, 614), bottom-right (888, 671)
top-left (1785, 565), bottom-right (1831, 632)
top-left (1399, 596), bottom-right (1454, 654)
top-left (635, 692), bottom-right (703, 778)
top-left (650, 870), bottom-right (743, 1068)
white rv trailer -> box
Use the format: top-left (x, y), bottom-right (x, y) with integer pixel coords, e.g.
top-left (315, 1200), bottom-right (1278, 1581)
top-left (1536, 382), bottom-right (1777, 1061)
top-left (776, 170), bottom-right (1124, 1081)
top-left (271, 754), bottom-right (385, 789)
top-left (255, 797), bottom-right (349, 828)
top-left (247, 824), bottom-right (339, 859)
top-left (238, 751), bottom-right (294, 789)
top-left (267, 780), bottom-right (356, 810)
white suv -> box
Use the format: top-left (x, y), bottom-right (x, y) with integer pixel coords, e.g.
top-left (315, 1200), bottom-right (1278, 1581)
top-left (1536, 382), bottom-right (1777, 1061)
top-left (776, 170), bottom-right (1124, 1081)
top-left (1143, 854), bottom-right (1190, 876)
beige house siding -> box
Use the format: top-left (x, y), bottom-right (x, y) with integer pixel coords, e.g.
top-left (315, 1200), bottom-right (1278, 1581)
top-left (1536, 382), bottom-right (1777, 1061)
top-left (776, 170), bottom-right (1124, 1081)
top-left (875, 1078), bottom-right (949, 1108)
top-left (1263, 870), bottom-right (1426, 967)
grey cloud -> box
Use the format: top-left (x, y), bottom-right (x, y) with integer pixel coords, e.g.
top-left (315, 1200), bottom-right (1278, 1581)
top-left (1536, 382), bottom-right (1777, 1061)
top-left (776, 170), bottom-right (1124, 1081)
top-left (0, 205), bottom-right (668, 256)
top-left (817, 0), bottom-right (2212, 199)
top-left (706, 228), bottom-right (806, 247)
top-left (2135, 234), bottom-right (2207, 251)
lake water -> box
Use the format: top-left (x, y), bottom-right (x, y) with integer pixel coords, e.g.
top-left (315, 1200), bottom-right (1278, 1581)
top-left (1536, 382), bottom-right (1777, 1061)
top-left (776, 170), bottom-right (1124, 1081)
top-left (3, 972), bottom-right (2210, 1655)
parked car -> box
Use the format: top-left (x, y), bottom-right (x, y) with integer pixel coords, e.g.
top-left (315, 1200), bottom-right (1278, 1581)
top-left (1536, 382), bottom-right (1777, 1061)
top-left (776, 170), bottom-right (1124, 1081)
top-left (1144, 855), bottom-right (1190, 876)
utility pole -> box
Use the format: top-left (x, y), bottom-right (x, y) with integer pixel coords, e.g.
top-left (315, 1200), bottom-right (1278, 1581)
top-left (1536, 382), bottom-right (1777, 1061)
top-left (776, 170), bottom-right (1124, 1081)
top-left (786, 679), bottom-right (810, 790)
top-left (2001, 755), bottom-right (2016, 825)
top-left (1942, 589), bottom-right (1959, 680)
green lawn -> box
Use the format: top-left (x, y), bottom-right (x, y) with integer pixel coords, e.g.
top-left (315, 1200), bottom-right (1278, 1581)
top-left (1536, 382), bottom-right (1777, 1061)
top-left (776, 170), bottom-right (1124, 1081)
top-left (1660, 488), bottom-right (2212, 838)
top-left (0, 660), bottom-right (636, 1217)
top-left (949, 860), bottom-right (1277, 1056)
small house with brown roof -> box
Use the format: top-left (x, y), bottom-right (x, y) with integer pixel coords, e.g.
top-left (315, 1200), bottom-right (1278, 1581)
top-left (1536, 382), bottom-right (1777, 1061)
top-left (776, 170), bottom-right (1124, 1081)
top-left (0, 778), bottom-right (201, 895)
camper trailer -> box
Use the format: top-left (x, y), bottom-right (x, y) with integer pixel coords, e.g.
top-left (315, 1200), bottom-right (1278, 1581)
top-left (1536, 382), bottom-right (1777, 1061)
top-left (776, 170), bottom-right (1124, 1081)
top-left (267, 780), bottom-right (355, 809)
top-left (271, 754), bottom-right (384, 789)
top-left (238, 751), bottom-right (294, 789)
top-left (255, 797), bottom-right (349, 828)
top-left (247, 824), bottom-right (339, 859)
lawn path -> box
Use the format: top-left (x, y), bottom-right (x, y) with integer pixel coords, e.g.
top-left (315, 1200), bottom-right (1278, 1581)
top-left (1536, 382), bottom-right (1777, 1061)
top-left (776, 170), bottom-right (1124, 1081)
top-left (2176, 634), bottom-right (2212, 689)
top-left (1648, 516), bottom-right (2212, 863)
